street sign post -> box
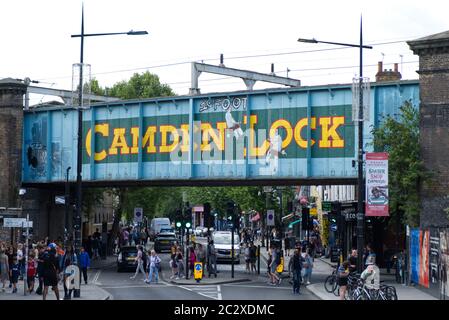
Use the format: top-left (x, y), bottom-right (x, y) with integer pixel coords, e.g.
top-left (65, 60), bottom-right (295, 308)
top-left (3, 218), bottom-right (33, 228)
top-left (266, 210), bottom-right (275, 226)
top-left (134, 208), bottom-right (143, 223)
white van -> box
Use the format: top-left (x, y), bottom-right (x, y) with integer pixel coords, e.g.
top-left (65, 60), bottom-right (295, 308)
top-left (149, 217), bottom-right (171, 240)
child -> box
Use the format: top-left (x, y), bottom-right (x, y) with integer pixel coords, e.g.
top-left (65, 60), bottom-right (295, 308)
top-left (27, 254), bottom-right (37, 293)
top-left (10, 257), bottom-right (20, 293)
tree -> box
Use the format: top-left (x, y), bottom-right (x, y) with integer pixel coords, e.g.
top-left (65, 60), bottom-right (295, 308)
top-left (371, 100), bottom-right (428, 228)
top-left (91, 71), bottom-right (174, 99)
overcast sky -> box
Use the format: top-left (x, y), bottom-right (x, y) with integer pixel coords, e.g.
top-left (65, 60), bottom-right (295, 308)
top-left (1, 0), bottom-right (448, 104)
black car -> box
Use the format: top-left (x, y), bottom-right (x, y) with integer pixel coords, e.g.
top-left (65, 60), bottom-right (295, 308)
top-left (117, 246), bottom-right (138, 272)
top-left (154, 233), bottom-right (177, 253)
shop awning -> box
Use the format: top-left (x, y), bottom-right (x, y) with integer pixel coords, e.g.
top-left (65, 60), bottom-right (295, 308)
top-left (288, 219), bottom-right (301, 228)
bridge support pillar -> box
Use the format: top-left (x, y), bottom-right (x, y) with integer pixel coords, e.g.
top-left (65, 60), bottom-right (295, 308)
top-left (408, 32), bottom-right (449, 228)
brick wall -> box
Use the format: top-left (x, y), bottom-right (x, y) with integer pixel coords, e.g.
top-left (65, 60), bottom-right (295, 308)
top-left (0, 80), bottom-right (26, 209)
top-left (408, 35), bottom-right (449, 228)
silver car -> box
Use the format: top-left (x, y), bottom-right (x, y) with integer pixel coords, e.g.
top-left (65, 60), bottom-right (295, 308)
top-left (212, 231), bottom-right (240, 263)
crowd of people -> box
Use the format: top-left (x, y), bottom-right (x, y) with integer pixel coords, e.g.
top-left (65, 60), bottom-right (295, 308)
top-left (0, 236), bottom-right (93, 300)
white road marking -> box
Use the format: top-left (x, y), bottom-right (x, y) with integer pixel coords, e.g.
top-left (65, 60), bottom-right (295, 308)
top-left (222, 283), bottom-right (292, 290)
top-left (92, 270), bottom-right (101, 284)
top-left (217, 285), bottom-right (222, 300)
top-left (101, 284), bottom-right (168, 289)
top-left (178, 285), bottom-right (222, 300)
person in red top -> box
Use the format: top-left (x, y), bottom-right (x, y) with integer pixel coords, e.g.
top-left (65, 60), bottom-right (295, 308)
top-left (27, 253), bottom-right (37, 293)
top-left (188, 246), bottom-right (196, 279)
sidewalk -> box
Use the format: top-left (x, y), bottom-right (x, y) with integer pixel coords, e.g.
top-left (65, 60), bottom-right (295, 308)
top-left (313, 256), bottom-right (438, 300)
top-left (0, 281), bottom-right (111, 300)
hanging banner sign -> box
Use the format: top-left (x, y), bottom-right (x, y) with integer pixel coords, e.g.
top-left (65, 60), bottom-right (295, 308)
top-left (365, 152), bottom-right (389, 216)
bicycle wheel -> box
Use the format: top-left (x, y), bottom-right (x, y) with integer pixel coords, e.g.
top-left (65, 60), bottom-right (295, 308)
top-left (324, 275), bottom-right (337, 293)
top-left (386, 286), bottom-right (398, 300)
top-left (333, 284), bottom-right (340, 297)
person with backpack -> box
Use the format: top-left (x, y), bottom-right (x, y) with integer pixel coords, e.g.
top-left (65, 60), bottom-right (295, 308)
top-left (147, 250), bottom-right (161, 284)
top-left (131, 245), bottom-right (146, 281)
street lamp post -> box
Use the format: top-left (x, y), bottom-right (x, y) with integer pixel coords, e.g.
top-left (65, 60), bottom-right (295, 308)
top-left (71, 4), bottom-right (148, 297)
top-left (298, 17), bottom-right (372, 274)
top-left (64, 166), bottom-right (71, 249)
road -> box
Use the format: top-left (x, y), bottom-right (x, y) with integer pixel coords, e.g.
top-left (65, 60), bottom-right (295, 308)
top-left (90, 239), bottom-right (318, 300)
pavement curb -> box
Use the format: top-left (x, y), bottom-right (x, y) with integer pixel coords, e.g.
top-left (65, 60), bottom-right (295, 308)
top-left (169, 278), bottom-right (251, 286)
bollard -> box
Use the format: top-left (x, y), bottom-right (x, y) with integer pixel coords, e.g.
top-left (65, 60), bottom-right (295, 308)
top-left (257, 245), bottom-right (260, 275)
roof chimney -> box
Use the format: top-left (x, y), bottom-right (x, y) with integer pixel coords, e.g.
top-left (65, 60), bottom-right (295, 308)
top-left (394, 63), bottom-right (398, 72)
top-left (378, 61), bottom-right (383, 73)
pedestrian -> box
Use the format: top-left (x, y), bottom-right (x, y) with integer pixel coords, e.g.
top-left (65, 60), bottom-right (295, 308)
top-left (62, 246), bottom-right (77, 299)
top-left (291, 246), bottom-right (303, 294)
top-left (170, 243), bottom-right (178, 279)
top-left (35, 244), bottom-right (45, 295)
top-left (9, 257), bottom-right (20, 293)
top-left (244, 243), bottom-right (251, 273)
top-left (176, 248), bottom-right (184, 279)
top-left (302, 248), bottom-right (314, 285)
top-left (249, 242), bottom-right (257, 273)
top-left (207, 239), bottom-right (217, 278)
top-left (140, 228), bottom-right (148, 247)
top-left (130, 245), bottom-right (146, 281)
top-left (17, 243), bottom-right (25, 280)
top-left (363, 243), bottom-right (375, 268)
top-left (338, 261), bottom-right (350, 300)
top-left (147, 250), bottom-right (161, 284)
top-left (79, 247), bottom-right (90, 285)
top-left (86, 235), bottom-right (93, 258)
top-left (348, 249), bottom-right (358, 273)
top-left (188, 246), bottom-right (196, 278)
top-left (0, 249), bottom-right (9, 292)
top-left (27, 253), bottom-right (37, 293)
top-left (284, 236), bottom-right (291, 257)
top-left (196, 243), bottom-right (206, 267)
top-left (361, 255), bottom-right (380, 291)
top-left (6, 246), bottom-right (14, 289)
top-left (269, 244), bottom-right (281, 285)
top-left (92, 235), bottom-right (100, 260)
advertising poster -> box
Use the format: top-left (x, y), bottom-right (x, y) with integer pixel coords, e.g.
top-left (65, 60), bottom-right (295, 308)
top-left (440, 230), bottom-right (449, 297)
top-left (419, 230), bottom-right (430, 288)
top-left (429, 229), bottom-right (440, 286)
top-left (365, 152), bottom-right (389, 216)
top-left (410, 228), bottom-right (420, 284)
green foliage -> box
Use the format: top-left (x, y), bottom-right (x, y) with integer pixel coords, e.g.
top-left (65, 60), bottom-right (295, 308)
top-left (371, 100), bottom-right (428, 227)
top-left (91, 71), bottom-right (175, 99)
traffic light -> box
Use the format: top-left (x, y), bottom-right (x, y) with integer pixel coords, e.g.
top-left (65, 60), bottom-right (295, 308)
top-left (233, 204), bottom-right (241, 230)
top-left (203, 202), bottom-right (213, 228)
top-left (301, 207), bottom-right (309, 230)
